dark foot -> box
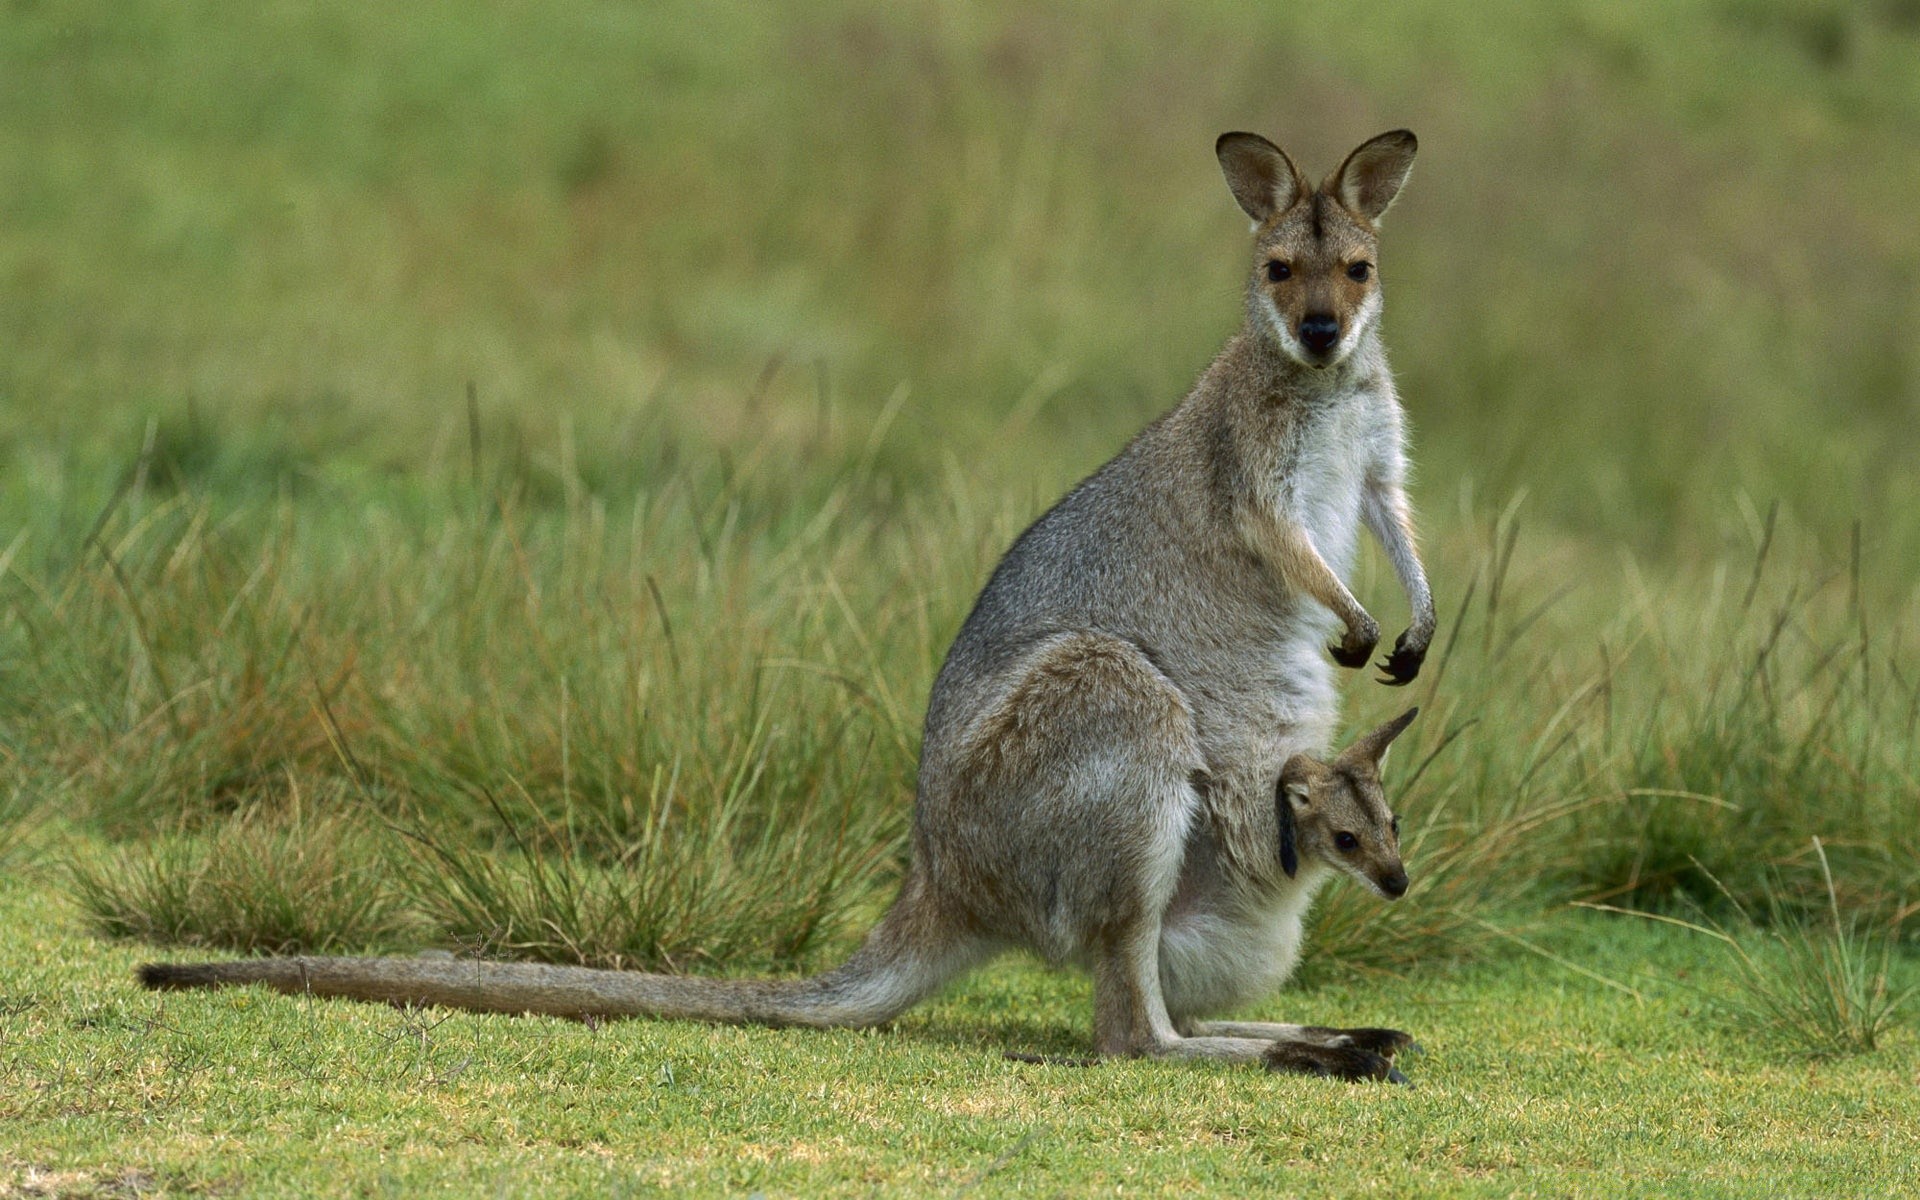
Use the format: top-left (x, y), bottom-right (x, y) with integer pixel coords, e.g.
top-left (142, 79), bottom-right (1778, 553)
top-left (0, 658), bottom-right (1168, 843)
top-left (1374, 632), bottom-right (1427, 686)
top-left (1303, 1025), bottom-right (1422, 1059)
top-left (1329, 633), bottom-right (1380, 669)
top-left (1263, 1040), bottom-right (1408, 1084)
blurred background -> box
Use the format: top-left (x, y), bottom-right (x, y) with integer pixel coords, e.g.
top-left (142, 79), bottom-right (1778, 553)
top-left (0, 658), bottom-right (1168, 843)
top-left (7, 0), bottom-right (1918, 551)
top-left (2, 1), bottom-right (1916, 966)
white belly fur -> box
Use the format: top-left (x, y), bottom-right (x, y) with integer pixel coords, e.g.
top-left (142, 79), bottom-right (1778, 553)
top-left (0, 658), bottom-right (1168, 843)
top-left (1157, 863), bottom-right (1332, 1020)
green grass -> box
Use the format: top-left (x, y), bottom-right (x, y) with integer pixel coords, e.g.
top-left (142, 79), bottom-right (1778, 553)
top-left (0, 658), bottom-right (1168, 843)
top-left (4, 872), bottom-right (1918, 1196)
top-left (1592, 841), bottom-right (1919, 1059)
top-left (66, 803), bottom-right (415, 957)
top-left (4, 0), bottom-right (1920, 1193)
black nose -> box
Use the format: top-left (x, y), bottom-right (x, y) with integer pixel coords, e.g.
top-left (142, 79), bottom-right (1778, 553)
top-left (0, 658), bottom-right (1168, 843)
top-left (1299, 314), bottom-right (1339, 354)
top-left (1380, 870), bottom-right (1408, 898)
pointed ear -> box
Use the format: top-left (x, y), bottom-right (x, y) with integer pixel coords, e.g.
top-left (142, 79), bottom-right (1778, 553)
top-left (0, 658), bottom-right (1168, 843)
top-left (1276, 755), bottom-right (1317, 879)
top-left (1277, 782), bottom-right (1301, 878)
top-left (1326, 129), bottom-right (1417, 223)
top-left (1216, 132), bottom-right (1307, 224)
top-left (1341, 707), bottom-right (1420, 771)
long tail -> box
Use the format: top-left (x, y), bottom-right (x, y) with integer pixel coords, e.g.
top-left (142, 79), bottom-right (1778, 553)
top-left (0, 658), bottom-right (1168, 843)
top-left (138, 881), bottom-right (980, 1029)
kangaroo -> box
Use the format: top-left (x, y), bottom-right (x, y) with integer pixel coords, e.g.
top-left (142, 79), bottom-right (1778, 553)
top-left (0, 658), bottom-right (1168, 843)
top-left (141, 130), bottom-right (1438, 1081)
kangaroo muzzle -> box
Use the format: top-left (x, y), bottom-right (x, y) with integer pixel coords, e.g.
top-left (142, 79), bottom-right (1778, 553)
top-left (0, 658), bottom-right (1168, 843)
top-left (1298, 313), bottom-right (1340, 357)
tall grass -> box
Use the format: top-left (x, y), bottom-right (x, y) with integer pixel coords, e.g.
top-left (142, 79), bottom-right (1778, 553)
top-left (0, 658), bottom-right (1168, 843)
top-left (0, 786), bottom-right (38, 872)
top-left (32, 415), bottom-right (1918, 975)
top-left (1309, 506), bottom-right (1920, 969)
top-left (3, 1), bottom-right (1916, 981)
top-left (31, 428), bottom-right (962, 969)
top-left (1586, 841), bottom-right (1917, 1058)
top-left (68, 800), bottom-right (413, 955)
top-left (1561, 530), bottom-right (1920, 927)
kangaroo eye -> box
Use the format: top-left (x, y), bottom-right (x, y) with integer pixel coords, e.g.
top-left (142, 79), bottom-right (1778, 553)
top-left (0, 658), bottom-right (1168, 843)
top-left (1266, 260), bottom-right (1291, 282)
top-left (1390, 815), bottom-right (1400, 837)
top-left (1347, 262), bottom-right (1372, 282)
top-left (1334, 832), bottom-right (1359, 852)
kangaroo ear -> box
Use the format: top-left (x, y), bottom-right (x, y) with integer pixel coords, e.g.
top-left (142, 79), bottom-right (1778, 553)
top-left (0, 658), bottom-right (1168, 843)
top-left (1216, 132), bottom-right (1307, 224)
top-left (1342, 707), bottom-right (1420, 772)
top-left (1276, 760), bottom-right (1315, 879)
top-left (1276, 783), bottom-right (1301, 878)
top-left (1326, 129), bottom-right (1417, 224)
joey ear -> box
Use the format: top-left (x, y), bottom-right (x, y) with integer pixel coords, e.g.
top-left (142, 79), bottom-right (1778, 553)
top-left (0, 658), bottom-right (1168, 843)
top-left (1216, 132), bottom-right (1307, 224)
top-left (1342, 707), bottom-right (1419, 771)
top-left (1276, 782), bottom-right (1301, 878)
top-left (1326, 129), bottom-right (1417, 223)
top-left (1276, 758), bottom-right (1317, 880)
top-left (1279, 753), bottom-right (1320, 798)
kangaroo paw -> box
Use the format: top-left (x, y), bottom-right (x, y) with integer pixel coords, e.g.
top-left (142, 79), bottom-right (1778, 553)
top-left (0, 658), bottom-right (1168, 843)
top-left (1374, 633), bottom-right (1426, 686)
top-left (1329, 635), bottom-right (1379, 669)
top-left (1262, 1040), bottom-right (1408, 1084)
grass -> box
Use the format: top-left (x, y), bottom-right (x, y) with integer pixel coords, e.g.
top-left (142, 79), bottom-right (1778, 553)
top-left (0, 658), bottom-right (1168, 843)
top-left (66, 802), bottom-right (414, 957)
top-left (3, 0), bottom-right (1919, 1193)
top-left (1590, 841), bottom-right (1919, 1059)
top-left (47, 450), bottom-right (1916, 975)
top-left (4, 874), bottom-right (1918, 1196)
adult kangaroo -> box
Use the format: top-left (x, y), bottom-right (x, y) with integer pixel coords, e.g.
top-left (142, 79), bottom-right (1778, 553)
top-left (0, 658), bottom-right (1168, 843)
top-left (144, 130), bottom-right (1437, 1081)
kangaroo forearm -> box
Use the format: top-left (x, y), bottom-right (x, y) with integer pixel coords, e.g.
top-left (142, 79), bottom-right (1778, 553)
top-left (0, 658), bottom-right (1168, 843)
top-left (1363, 484), bottom-right (1435, 634)
top-left (1238, 506), bottom-right (1369, 627)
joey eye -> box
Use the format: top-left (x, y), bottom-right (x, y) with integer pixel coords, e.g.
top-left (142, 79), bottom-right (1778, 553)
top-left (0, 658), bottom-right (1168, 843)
top-left (1390, 815), bottom-right (1400, 838)
top-left (1347, 262), bottom-right (1372, 282)
top-left (1266, 260), bottom-right (1291, 282)
top-left (1334, 832), bottom-right (1359, 852)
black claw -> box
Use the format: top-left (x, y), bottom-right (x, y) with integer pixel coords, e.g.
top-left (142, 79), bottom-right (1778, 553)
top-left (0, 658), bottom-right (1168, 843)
top-left (1374, 634), bottom-right (1427, 686)
top-left (1329, 638), bottom-right (1377, 669)
top-left (1386, 1066), bottom-right (1411, 1086)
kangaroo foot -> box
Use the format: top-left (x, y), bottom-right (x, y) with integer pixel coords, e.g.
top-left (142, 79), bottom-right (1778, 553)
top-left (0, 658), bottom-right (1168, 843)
top-left (1300, 1025), bottom-right (1421, 1059)
top-left (1263, 1037), bottom-right (1412, 1084)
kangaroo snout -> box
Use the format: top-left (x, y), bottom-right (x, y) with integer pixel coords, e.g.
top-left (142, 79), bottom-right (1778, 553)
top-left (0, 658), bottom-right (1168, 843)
top-left (1378, 868), bottom-right (1409, 899)
top-left (1298, 313), bottom-right (1340, 356)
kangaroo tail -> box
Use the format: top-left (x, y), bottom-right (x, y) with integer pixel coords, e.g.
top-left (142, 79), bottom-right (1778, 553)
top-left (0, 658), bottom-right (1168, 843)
top-left (138, 880), bottom-right (981, 1029)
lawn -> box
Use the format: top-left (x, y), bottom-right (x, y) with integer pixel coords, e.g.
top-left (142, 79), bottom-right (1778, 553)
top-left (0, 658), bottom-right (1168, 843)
top-left (2, 0), bottom-right (1917, 1195)
top-left (5, 872), bottom-right (1917, 1197)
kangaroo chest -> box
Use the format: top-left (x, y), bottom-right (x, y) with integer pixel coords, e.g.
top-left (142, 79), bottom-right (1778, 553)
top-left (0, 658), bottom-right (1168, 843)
top-left (1167, 387), bottom-right (1383, 881)
top-left (1274, 393), bottom-right (1375, 579)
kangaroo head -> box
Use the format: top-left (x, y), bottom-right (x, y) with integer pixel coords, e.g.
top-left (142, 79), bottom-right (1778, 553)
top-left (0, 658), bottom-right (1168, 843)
top-left (1215, 129), bottom-right (1417, 370)
top-left (1276, 707), bottom-right (1419, 898)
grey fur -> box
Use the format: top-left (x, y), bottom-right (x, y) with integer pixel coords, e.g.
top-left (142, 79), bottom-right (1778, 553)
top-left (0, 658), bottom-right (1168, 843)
top-left (138, 131), bottom-right (1436, 1081)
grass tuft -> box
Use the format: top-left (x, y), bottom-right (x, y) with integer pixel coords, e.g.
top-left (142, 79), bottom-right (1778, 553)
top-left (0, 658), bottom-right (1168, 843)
top-left (1565, 569), bottom-right (1920, 930)
top-left (1587, 840), bottom-right (1917, 1059)
top-left (395, 756), bottom-right (902, 972)
top-left (68, 799), bottom-right (414, 956)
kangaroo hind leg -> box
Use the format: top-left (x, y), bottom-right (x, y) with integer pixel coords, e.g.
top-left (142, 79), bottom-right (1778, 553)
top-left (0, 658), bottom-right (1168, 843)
top-left (969, 634), bottom-right (1274, 1065)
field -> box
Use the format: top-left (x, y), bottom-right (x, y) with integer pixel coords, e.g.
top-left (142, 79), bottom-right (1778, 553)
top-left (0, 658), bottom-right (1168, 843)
top-left (3, 0), bottom-right (1918, 1195)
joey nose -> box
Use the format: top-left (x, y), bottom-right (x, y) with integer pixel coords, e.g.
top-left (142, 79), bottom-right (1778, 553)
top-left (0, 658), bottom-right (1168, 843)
top-left (1299, 314), bottom-right (1339, 354)
top-left (1379, 870), bottom-right (1409, 899)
